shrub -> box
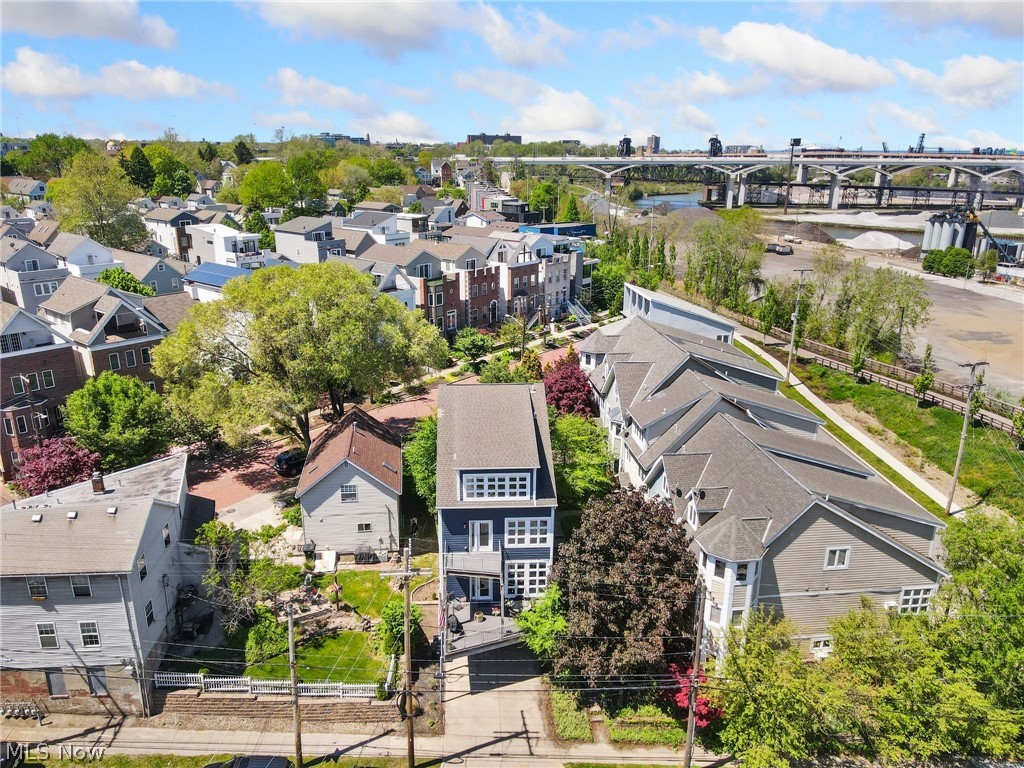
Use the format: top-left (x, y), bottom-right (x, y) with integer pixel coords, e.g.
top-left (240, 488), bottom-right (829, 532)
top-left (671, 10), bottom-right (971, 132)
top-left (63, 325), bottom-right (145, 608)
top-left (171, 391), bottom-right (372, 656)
top-left (375, 597), bottom-right (421, 655)
top-left (404, 381), bottom-right (426, 396)
top-left (607, 704), bottom-right (687, 747)
top-left (552, 689), bottom-right (593, 741)
top-left (281, 505), bottom-right (302, 527)
top-left (245, 605), bottom-right (288, 664)
top-left (373, 389), bottom-right (399, 405)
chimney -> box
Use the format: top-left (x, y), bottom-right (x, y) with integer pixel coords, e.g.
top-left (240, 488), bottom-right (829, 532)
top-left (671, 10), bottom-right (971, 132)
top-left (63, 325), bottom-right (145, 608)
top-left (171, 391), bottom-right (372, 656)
top-left (91, 470), bottom-right (106, 495)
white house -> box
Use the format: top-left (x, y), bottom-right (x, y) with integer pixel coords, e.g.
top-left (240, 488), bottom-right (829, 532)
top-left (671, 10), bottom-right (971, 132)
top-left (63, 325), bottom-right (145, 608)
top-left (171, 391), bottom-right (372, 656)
top-left (46, 233), bottom-right (124, 279)
top-left (143, 209), bottom-right (200, 260)
top-left (186, 223), bottom-right (263, 269)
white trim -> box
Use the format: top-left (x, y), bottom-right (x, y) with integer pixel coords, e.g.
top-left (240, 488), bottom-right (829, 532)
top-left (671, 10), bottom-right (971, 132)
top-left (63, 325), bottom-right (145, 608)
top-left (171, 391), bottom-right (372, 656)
top-left (898, 585), bottom-right (935, 614)
top-left (36, 622), bottom-right (58, 649)
top-left (469, 520), bottom-right (493, 552)
top-left (810, 635), bottom-right (833, 659)
top-left (823, 546), bottom-right (850, 571)
top-left (505, 517), bottom-right (550, 547)
top-left (760, 586), bottom-right (904, 599)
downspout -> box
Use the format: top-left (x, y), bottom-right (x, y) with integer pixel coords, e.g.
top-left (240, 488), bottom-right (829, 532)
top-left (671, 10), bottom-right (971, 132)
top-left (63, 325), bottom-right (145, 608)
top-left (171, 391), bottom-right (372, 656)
top-left (118, 574), bottom-right (150, 717)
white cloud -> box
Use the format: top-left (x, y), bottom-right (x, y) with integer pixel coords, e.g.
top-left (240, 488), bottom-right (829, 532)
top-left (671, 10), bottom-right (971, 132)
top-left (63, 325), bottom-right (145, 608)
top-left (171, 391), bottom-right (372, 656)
top-left (1, 48), bottom-right (230, 101)
top-left (872, 101), bottom-right (942, 135)
top-left (453, 68), bottom-right (539, 104)
top-left (269, 69), bottom-right (378, 115)
top-left (600, 15), bottom-right (684, 51)
top-left (676, 104), bottom-right (716, 133)
top-left (795, 106), bottom-right (823, 121)
top-left (3, 0), bottom-right (177, 49)
top-left (378, 83), bottom-right (435, 104)
top-left (354, 111), bottom-right (439, 143)
top-left (506, 88), bottom-right (606, 137)
top-left (884, 2), bottom-right (1023, 39)
top-left (929, 129), bottom-right (1022, 151)
top-left (253, 111), bottom-right (334, 131)
top-left (467, 4), bottom-right (578, 68)
top-left (245, 1), bottom-right (447, 59)
top-left (700, 22), bottom-right (894, 92)
top-left (894, 55), bottom-right (1023, 109)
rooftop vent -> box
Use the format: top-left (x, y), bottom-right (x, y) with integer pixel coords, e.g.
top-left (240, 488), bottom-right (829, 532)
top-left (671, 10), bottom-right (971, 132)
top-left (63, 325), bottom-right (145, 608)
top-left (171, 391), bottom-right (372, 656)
top-left (383, 462), bottom-right (398, 473)
top-left (31, 514), bottom-right (42, 523)
top-left (106, 506), bottom-right (117, 516)
top-left (67, 510), bottom-right (78, 520)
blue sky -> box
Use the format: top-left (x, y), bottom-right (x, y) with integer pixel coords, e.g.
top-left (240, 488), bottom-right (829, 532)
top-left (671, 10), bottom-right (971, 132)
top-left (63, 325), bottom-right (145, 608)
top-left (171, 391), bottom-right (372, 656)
top-left (1, 1), bottom-right (1022, 151)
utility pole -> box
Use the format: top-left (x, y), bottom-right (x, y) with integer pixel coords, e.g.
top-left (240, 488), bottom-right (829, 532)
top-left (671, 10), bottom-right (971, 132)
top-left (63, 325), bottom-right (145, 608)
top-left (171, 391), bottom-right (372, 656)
top-left (785, 268), bottom-right (812, 385)
top-left (783, 137), bottom-right (801, 215)
top-left (381, 541), bottom-right (429, 768)
top-left (896, 306), bottom-right (906, 360)
top-left (682, 583), bottom-right (706, 768)
top-left (287, 610), bottom-right (303, 768)
top-left (945, 361), bottom-right (988, 515)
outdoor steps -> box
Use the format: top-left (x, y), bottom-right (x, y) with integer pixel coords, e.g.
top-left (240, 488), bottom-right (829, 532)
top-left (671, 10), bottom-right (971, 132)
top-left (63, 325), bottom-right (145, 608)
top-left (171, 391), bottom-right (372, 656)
top-left (152, 689), bottom-right (399, 723)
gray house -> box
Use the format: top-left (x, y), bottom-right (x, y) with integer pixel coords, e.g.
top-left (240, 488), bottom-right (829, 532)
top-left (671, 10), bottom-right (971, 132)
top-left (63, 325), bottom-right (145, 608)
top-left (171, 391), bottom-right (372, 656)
top-left (0, 454), bottom-right (214, 715)
top-left (436, 383), bottom-right (558, 658)
top-left (110, 249), bottom-right (186, 295)
top-left (274, 216), bottom-right (345, 264)
top-left (0, 238), bottom-right (69, 313)
top-left (296, 407), bottom-right (402, 557)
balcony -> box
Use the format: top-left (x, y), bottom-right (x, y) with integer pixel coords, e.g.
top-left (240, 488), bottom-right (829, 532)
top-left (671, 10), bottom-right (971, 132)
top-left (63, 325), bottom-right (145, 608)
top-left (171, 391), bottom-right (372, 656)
top-left (444, 550), bottom-right (502, 577)
top-left (444, 602), bottom-right (520, 658)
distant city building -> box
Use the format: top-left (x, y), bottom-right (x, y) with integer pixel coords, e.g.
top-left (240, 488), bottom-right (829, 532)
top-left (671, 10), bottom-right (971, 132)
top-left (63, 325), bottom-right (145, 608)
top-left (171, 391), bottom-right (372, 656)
top-left (316, 132), bottom-right (370, 147)
top-left (466, 133), bottom-right (522, 146)
top-left (646, 135), bottom-right (661, 154)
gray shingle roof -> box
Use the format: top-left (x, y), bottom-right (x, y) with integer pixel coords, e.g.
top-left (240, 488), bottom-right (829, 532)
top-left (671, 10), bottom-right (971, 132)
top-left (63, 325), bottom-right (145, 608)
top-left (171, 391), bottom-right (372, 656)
top-left (144, 208), bottom-right (199, 223)
top-left (0, 454), bottom-right (189, 576)
top-left (435, 383), bottom-right (557, 509)
top-left (345, 211), bottom-right (397, 229)
top-left (275, 216), bottom-right (333, 234)
top-left (44, 232), bottom-right (92, 259)
top-left (693, 514), bottom-right (767, 561)
top-left (142, 292), bottom-right (196, 332)
top-left (38, 275), bottom-right (110, 314)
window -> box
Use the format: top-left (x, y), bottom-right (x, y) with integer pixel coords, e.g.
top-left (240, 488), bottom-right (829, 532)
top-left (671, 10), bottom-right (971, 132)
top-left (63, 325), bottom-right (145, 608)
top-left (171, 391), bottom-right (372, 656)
top-left (171, 278), bottom-right (179, 290)
top-left (70, 575), bottom-right (91, 597)
top-left (470, 576), bottom-right (493, 601)
top-left (472, 307), bottom-right (479, 322)
top-left (37, 623), bottom-right (58, 649)
top-left (163, 524), bottom-right (171, 547)
top-left (731, 609), bottom-right (745, 626)
top-left (10, 451), bottom-right (19, 465)
top-left (416, 264), bottom-right (431, 279)
top-left (481, 282), bottom-right (488, 296)
top-left (810, 637), bottom-right (833, 659)
top-left (87, 668), bottom-right (108, 695)
top-left (713, 559), bottom-right (725, 579)
top-left (506, 518), bottom-right (550, 547)
top-left (145, 380), bottom-right (156, 391)
top-left (149, 281), bottom-right (158, 290)
top-left (339, 484), bottom-right (358, 503)
top-left (506, 561), bottom-right (548, 598)
top-left (471, 284), bottom-right (478, 298)
top-left (27, 576), bottom-right (47, 598)
top-left (513, 277), bottom-right (520, 290)
top-left (24, 259), bottom-right (39, 271)
top-left (125, 350), bottom-right (137, 368)
top-left (140, 347), bottom-right (151, 364)
top-left (709, 604), bottom-right (722, 624)
top-left (145, 600), bottom-right (155, 626)
top-left (23, 372), bottom-right (39, 391)
top-left (108, 353), bottom-right (121, 371)
top-left (16, 415), bottom-right (28, 434)
top-left (33, 281), bottom-right (58, 296)
top-left (824, 547), bottom-right (850, 571)
top-left (46, 669), bottom-right (67, 697)
top-left (466, 259), bottom-right (476, 271)
top-left (0, 333), bottom-right (22, 353)
top-left (447, 310), bottom-right (457, 330)
top-left (10, 376), bottom-right (25, 395)
top-left (736, 563), bottom-right (749, 583)
top-left (530, 274), bottom-right (536, 285)
top-left (137, 554), bottom-right (147, 580)
top-left (357, 522), bottom-right (372, 533)
top-left (86, 254), bottom-right (95, 266)
top-left (434, 291), bottom-right (443, 306)
top-left (462, 473), bottom-right (530, 500)
top-left (41, 370), bottom-right (55, 389)
top-left (79, 622), bottom-right (101, 647)
top-left (899, 587), bottom-right (934, 614)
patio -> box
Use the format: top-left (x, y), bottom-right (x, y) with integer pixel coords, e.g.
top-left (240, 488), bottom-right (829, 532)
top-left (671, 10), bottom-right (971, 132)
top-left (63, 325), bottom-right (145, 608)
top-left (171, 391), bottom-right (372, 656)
top-left (444, 601), bottom-right (522, 657)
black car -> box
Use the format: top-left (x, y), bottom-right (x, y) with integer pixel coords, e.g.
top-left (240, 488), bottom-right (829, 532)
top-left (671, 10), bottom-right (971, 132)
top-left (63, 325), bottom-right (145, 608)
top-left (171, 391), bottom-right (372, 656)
top-left (204, 757), bottom-right (293, 768)
top-left (776, 244), bottom-right (794, 255)
top-left (765, 243), bottom-right (780, 253)
top-left (273, 448), bottom-right (307, 477)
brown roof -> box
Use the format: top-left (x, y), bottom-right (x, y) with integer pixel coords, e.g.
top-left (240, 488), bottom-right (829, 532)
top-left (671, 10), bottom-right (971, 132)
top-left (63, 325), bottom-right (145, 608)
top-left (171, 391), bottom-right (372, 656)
top-left (38, 275), bottom-right (110, 314)
top-left (27, 219), bottom-right (59, 246)
top-left (143, 292), bottom-right (196, 332)
top-left (296, 407), bottom-right (403, 497)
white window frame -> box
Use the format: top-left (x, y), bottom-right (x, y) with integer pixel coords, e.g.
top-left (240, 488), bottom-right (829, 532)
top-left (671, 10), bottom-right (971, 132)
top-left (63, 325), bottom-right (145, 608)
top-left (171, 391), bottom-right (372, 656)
top-left (505, 518), bottom-right (550, 547)
top-left (469, 520), bottom-right (493, 552)
top-left (735, 563), bottom-right (749, 584)
top-left (2, 417), bottom-right (12, 436)
top-left (339, 484), bottom-right (358, 503)
top-left (163, 524), bottom-right (171, 547)
top-left (357, 522), bottom-right (372, 533)
top-left (125, 349), bottom-right (137, 368)
top-left (823, 546), bottom-right (850, 571)
top-left (15, 415), bottom-right (28, 434)
top-left (462, 472), bottom-right (531, 500)
top-left (41, 369), bottom-right (55, 389)
top-left (137, 554), bottom-right (147, 580)
top-left (899, 586), bottom-right (934, 614)
top-left (37, 622), bottom-right (58, 649)
top-left (70, 575), bottom-right (91, 597)
top-left (145, 600), bottom-right (155, 626)
top-left (810, 636), bottom-right (833, 659)
top-left (27, 576), bottom-right (48, 598)
top-left (108, 352), bottom-right (121, 371)
top-left (446, 310), bottom-right (457, 330)
top-left (24, 372), bottom-right (39, 391)
top-left (79, 621), bottom-right (101, 647)
top-left (10, 376), bottom-right (25, 395)
top-left (713, 559), bottom-right (725, 579)
top-left (505, 560), bottom-right (548, 598)
top-left (24, 258), bottom-right (39, 272)
top-left (140, 347), bottom-right (152, 364)
top-left (470, 576), bottom-right (493, 601)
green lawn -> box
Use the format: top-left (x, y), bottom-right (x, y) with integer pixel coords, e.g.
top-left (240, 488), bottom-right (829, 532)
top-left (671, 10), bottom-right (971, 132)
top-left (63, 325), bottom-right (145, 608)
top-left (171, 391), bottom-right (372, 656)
top-left (247, 630), bottom-right (384, 683)
top-left (316, 569), bottom-right (393, 618)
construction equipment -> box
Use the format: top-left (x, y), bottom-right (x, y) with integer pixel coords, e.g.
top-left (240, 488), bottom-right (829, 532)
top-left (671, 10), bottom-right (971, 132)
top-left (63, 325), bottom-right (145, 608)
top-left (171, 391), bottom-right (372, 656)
top-left (965, 208), bottom-right (1018, 262)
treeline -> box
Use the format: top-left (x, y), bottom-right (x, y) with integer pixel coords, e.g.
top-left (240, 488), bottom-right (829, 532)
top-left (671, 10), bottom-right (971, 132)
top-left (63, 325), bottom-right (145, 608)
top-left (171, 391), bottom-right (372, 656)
top-left (585, 227), bottom-right (678, 313)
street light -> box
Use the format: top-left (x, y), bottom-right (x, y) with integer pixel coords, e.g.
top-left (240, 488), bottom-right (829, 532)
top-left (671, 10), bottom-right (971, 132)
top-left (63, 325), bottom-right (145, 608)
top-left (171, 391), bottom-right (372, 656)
top-left (783, 138), bottom-right (801, 215)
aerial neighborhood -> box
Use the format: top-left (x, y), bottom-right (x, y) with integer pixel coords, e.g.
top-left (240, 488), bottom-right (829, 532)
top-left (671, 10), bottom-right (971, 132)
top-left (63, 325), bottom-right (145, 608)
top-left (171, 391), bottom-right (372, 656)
top-left (0, 94), bottom-right (1022, 768)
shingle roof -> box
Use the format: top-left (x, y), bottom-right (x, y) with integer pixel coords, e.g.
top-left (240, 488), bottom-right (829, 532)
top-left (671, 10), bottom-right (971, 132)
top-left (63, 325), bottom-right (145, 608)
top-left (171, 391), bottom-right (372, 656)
top-left (359, 243), bottom-right (426, 267)
top-left (27, 220), bottom-right (60, 246)
top-left (38, 275), bottom-right (110, 314)
top-left (345, 211), bottom-right (397, 228)
top-left (275, 216), bottom-right (333, 234)
top-left (435, 383), bottom-right (557, 509)
top-left (45, 232), bottom-right (92, 258)
top-left (354, 201), bottom-right (401, 211)
top-left (142, 292), bottom-right (196, 332)
top-left (693, 514), bottom-right (768, 561)
top-left (0, 454), bottom-right (189, 576)
top-left (144, 208), bottom-right (199, 223)
top-left (297, 407), bottom-right (403, 498)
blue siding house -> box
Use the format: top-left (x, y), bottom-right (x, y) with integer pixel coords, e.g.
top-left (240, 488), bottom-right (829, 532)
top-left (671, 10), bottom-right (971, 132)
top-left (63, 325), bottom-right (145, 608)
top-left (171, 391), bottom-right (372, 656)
top-left (436, 383), bottom-right (557, 657)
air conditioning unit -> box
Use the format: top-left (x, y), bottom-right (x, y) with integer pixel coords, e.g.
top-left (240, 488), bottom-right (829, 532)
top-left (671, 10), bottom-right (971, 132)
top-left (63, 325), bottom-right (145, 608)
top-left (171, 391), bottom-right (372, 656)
top-left (883, 600), bottom-right (898, 610)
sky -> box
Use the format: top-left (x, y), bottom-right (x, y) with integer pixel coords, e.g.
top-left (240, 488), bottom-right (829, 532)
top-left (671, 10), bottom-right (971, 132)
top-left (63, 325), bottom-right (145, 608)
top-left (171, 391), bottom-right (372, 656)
top-left (1, 0), bottom-right (1022, 152)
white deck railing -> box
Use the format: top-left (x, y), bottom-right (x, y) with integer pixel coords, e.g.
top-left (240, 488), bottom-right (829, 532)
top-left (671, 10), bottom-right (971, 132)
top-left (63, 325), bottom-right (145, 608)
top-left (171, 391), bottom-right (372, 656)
top-left (154, 670), bottom-right (385, 699)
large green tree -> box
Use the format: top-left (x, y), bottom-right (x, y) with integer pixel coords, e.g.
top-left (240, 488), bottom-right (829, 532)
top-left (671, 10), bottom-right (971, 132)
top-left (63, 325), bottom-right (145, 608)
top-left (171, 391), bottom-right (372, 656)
top-left (234, 140), bottom-right (255, 165)
top-left (286, 153), bottom-right (327, 210)
top-left (95, 267), bottom-right (155, 296)
top-left (62, 371), bottom-right (172, 470)
top-left (153, 263), bottom-right (447, 447)
top-left (22, 133), bottom-right (90, 179)
top-left (452, 327), bottom-right (493, 367)
top-left (48, 152), bottom-right (148, 251)
top-left (239, 162), bottom-right (295, 210)
top-left (404, 414), bottom-right (437, 514)
top-left (683, 206), bottom-right (764, 310)
top-left (120, 146), bottom-right (156, 192)
top-left (529, 180), bottom-right (559, 222)
top-left (549, 414), bottom-right (613, 509)
top-left (369, 157), bottom-right (407, 186)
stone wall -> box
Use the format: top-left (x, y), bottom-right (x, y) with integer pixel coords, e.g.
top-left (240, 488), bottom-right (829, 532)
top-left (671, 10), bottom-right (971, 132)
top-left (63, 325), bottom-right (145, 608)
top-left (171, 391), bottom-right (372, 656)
top-left (153, 689), bottom-right (400, 723)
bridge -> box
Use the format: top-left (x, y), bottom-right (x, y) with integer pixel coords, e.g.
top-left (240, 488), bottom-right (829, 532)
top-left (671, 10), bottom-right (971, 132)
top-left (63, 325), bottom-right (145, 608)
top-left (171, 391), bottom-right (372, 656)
top-left (490, 154), bottom-right (1024, 209)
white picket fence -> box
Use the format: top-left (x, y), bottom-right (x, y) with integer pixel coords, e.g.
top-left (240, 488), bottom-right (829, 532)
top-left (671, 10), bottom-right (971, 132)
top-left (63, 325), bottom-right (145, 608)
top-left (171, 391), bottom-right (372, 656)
top-left (154, 670), bottom-right (383, 699)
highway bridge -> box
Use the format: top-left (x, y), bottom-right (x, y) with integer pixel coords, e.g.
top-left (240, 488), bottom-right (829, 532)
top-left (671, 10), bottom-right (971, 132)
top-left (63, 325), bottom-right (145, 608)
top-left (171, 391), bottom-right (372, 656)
top-left (489, 154), bottom-right (1024, 209)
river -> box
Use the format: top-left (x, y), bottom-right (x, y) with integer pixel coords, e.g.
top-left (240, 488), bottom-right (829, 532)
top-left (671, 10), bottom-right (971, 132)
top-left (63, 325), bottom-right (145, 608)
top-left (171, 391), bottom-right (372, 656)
top-left (634, 192), bottom-right (704, 210)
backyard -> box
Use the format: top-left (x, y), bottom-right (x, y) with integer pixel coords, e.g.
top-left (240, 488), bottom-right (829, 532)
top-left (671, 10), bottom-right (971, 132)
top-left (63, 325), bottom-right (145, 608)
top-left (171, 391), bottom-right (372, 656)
top-left (247, 630), bottom-right (384, 684)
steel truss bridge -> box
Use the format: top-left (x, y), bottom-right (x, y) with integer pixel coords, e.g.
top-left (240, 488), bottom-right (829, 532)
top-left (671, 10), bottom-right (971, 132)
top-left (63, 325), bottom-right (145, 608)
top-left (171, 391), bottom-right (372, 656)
top-left (490, 154), bottom-right (1024, 209)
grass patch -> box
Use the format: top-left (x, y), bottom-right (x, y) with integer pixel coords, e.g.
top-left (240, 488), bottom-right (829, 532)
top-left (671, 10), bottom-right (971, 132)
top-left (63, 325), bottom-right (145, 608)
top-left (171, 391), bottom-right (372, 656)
top-left (551, 688), bottom-right (594, 741)
top-left (247, 630), bottom-right (384, 683)
top-left (607, 703), bottom-right (687, 747)
top-left (316, 569), bottom-right (393, 618)
top-left (799, 363), bottom-right (1022, 518)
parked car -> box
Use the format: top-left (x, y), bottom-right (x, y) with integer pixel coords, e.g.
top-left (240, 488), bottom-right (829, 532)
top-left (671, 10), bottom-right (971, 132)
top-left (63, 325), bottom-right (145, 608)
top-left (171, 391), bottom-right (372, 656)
top-left (765, 243), bottom-right (780, 253)
top-left (204, 757), bottom-right (293, 768)
top-left (783, 234), bottom-right (803, 244)
top-left (776, 244), bottom-right (794, 255)
top-left (273, 448), bottom-right (307, 477)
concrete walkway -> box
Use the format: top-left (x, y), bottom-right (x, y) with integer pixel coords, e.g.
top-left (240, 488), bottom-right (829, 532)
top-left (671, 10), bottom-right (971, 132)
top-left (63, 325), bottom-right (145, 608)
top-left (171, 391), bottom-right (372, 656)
top-left (734, 331), bottom-right (957, 513)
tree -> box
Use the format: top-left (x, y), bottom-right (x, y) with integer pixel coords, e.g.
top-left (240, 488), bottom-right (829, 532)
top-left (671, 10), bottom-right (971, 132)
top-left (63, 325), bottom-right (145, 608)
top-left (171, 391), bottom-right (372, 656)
top-left (404, 414), bottom-right (437, 514)
top-left (1013, 395), bottom-right (1024, 448)
top-left (969, 370), bottom-right (986, 417)
top-left (151, 168), bottom-right (195, 198)
top-left (529, 180), bottom-right (558, 222)
top-left (560, 194), bottom-right (581, 222)
top-left (408, 200), bottom-right (423, 214)
top-left (369, 157), bottom-right (407, 186)
top-left (95, 267), bottom-right (155, 296)
top-left (142, 144), bottom-right (188, 178)
top-left (544, 347), bottom-right (593, 416)
top-left (12, 437), bottom-right (100, 496)
top-left (757, 281), bottom-right (784, 342)
top-left (913, 343), bottom-right (935, 400)
top-left (48, 152), bottom-right (148, 250)
top-left (153, 263), bottom-right (447, 448)
top-left (376, 598), bottom-right (422, 655)
top-left (850, 343), bottom-right (867, 378)
top-left (234, 140), bottom-right (255, 165)
top-left (453, 327), bottom-right (493, 368)
top-left (497, 315), bottom-right (526, 355)
top-left (121, 146), bottom-right (156, 192)
top-left (286, 153), bottom-right (326, 210)
top-left (516, 582), bottom-right (567, 660)
top-left (549, 414), bottom-right (612, 509)
top-left (197, 141), bottom-right (218, 163)
top-left (552, 488), bottom-right (697, 691)
top-left (683, 207), bottom-right (764, 310)
top-left (22, 133), bottom-right (89, 179)
top-left (239, 161), bottom-right (294, 210)
top-left (244, 210), bottom-right (270, 234)
top-left (666, 664), bottom-right (720, 728)
top-left (976, 249), bottom-right (999, 282)
top-left (62, 371), bottom-right (172, 470)
top-left (478, 352), bottom-right (515, 383)
top-left (245, 604), bottom-right (288, 664)
top-left (516, 347), bottom-right (543, 381)
top-left (439, 183), bottom-right (467, 201)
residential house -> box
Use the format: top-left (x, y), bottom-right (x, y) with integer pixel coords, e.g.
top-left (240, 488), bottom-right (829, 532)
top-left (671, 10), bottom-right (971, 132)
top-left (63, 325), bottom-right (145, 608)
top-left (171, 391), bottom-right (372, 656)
top-left (358, 243), bottom-right (442, 304)
top-left (198, 179), bottom-right (222, 197)
top-left (23, 201), bottom-right (56, 221)
top-left (427, 205), bottom-right (458, 231)
top-left (414, 167), bottom-right (432, 184)
top-left (353, 201), bottom-right (402, 214)
top-left (143, 209), bottom-right (200, 260)
top-left (186, 193), bottom-right (215, 211)
top-left (461, 210), bottom-right (507, 228)
top-left (430, 159), bottom-right (453, 185)
top-left (46, 233), bottom-right (124, 280)
top-left (220, 160), bottom-right (239, 186)
top-left (0, 454), bottom-right (214, 715)
top-left (140, 292), bottom-right (196, 334)
top-left (261, 208), bottom-right (284, 227)
top-left (436, 383), bottom-right (558, 658)
top-left (0, 239), bottom-right (69, 313)
top-left (155, 196), bottom-right (185, 209)
top-left (274, 217), bottom-right (346, 264)
top-left (192, 209), bottom-right (242, 229)
top-left (109, 249), bottom-right (186, 295)
top-left (343, 211), bottom-right (409, 246)
top-left (341, 257), bottom-right (418, 310)
top-left (0, 205), bottom-right (26, 223)
top-left (186, 223), bottom-right (263, 269)
top-left (333, 226), bottom-right (378, 258)
top-left (140, 239), bottom-right (170, 260)
top-left (0, 177), bottom-right (46, 202)
top-left (131, 197), bottom-right (158, 214)
top-left (296, 407), bottom-right (402, 557)
top-left (0, 302), bottom-right (76, 481)
top-left (395, 212), bottom-right (429, 238)
top-left (26, 220), bottom-right (60, 248)
top-left (622, 283), bottom-right (735, 343)
top-left (181, 259), bottom-right (296, 302)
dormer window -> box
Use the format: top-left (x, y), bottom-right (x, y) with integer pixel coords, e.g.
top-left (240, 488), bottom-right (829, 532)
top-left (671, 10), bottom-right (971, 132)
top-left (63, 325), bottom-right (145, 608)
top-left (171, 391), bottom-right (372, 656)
top-left (462, 472), bottom-right (531, 500)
